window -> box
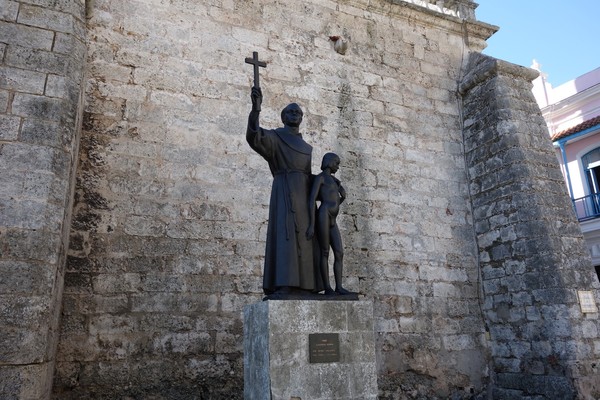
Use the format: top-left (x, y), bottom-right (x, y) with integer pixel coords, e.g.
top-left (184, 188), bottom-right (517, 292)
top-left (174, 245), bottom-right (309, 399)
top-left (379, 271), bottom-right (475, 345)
top-left (580, 148), bottom-right (600, 218)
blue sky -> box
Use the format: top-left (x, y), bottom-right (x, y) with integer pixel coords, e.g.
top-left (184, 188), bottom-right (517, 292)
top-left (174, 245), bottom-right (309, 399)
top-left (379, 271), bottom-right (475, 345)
top-left (476, 1), bottom-right (600, 87)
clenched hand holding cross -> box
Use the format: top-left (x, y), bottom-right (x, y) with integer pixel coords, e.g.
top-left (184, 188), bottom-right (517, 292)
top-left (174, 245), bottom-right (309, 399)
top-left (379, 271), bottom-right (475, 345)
top-left (245, 51), bottom-right (266, 112)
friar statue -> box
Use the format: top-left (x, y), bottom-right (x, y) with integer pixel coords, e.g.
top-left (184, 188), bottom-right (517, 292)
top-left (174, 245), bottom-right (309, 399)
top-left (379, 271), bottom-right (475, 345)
top-left (246, 87), bottom-right (317, 298)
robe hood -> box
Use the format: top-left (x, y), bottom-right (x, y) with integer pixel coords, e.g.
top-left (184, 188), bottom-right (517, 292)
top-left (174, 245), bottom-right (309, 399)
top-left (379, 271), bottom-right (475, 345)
top-left (275, 128), bottom-right (312, 155)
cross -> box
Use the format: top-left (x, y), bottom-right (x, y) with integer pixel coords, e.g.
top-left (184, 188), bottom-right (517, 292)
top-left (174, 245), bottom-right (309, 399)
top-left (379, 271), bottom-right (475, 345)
top-left (245, 51), bottom-right (267, 89)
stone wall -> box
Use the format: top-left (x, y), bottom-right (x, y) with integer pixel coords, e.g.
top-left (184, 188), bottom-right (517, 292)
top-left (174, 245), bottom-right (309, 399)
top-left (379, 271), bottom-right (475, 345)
top-left (7, 1), bottom-right (599, 399)
top-left (52, 0), bottom-right (498, 398)
top-left (460, 52), bottom-right (600, 399)
top-left (0, 0), bottom-right (87, 398)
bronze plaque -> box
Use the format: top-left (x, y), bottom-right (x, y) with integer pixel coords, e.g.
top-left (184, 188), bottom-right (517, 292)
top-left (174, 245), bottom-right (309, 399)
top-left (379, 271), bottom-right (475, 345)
top-left (309, 333), bottom-right (340, 363)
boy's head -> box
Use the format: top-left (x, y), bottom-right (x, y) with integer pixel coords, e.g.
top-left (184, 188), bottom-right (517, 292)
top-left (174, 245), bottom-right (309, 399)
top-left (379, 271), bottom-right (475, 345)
top-left (321, 152), bottom-right (340, 172)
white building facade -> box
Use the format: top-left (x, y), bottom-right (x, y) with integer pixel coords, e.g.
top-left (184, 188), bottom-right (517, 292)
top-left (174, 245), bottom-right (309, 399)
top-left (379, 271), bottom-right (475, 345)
top-left (533, 64), bottom-right (600, 275)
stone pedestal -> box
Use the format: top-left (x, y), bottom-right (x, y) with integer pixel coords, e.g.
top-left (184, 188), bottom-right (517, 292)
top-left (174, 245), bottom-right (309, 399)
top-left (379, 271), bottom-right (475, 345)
top-left (243, 300), bottom-right (378, 400)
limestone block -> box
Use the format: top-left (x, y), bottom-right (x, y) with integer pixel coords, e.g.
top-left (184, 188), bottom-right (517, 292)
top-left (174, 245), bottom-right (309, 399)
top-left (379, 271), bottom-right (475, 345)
top-left (20, 118), bottom-right (68, 148)
top-left (45, 74), bottom-right (69, 99)
top-left (244, 300), bottom-right (377, 400)
top-left (0, 65), bottom-right (46, 94)
top-left (18, 4), bottom-right (74, 34)
top-left (0, 362), bottom-right (54, 399)
top-left (0, 114), bottom-right (20, 140)
top-left (54, 32), bottom-right (86, 56)
top-left (0, 0), bottom-right (18, 21)
top-left (0, 228), bottom-right (60, 264)
top-left (0, 89), bottom-right (8, 112)
top-left (12, 93), bottom-right (65, 121)
top-left (0, 20), bottom-right (54, 50)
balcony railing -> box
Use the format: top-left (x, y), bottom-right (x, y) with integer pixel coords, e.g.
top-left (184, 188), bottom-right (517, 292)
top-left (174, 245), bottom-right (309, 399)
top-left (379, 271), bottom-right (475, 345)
top-left (573, 194), bottom-right (600, 221)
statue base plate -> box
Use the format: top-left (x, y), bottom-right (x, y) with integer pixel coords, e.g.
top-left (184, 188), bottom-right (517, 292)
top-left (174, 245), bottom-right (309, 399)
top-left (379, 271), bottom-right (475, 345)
top-left (243, 300), bottom-right (378, 400)
top-left (263, 289), bottom-right (359, 301)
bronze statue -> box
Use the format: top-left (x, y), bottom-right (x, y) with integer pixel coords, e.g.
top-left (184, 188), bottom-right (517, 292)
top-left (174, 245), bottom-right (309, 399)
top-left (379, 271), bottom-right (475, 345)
top-left (246, 85), bottom-right (316, 297)
top-left (245, 52), bottom-right (356, 300)
top-left (308, 153), bottom-right (351, 295)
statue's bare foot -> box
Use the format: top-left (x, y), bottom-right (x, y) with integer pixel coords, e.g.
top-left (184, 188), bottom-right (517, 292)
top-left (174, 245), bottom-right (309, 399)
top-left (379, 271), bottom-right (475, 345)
top-left (336, 287), bottom-right (351, 295)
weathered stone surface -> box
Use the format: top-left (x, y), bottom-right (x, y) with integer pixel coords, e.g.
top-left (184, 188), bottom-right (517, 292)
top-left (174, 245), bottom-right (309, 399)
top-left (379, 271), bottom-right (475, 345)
top-left (0, 0), bottom-right (19, 22)
top-left (0, 1), bottom-right (87, 398)
top-left (2, 0), bottom-right (597, 399)
top-left (0, 65), bottom-right (46, 94)
top-left (0, 20), bottom-right (55, 50)
top-left (0, 114), bottom-right (20, 140)
top-left (17, 4), bottom-right (75, 34)
top-left (460, 52), bottom-right (600, 399)
top-left (0, 363), bottom-right (54, 399)
top-left (51, 1), bottom-right (496, 398)
top-left (244, 300), bottom-right (377, 400)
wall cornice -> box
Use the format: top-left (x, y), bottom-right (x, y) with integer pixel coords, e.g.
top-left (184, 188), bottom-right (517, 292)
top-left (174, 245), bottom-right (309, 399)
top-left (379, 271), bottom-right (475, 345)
top-left (331, 0), bottom-right (497, 52)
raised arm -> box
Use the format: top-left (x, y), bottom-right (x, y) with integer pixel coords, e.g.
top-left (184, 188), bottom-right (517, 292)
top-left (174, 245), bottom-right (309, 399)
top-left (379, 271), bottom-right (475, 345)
top-left (246, 87), bottom-right (262, 146)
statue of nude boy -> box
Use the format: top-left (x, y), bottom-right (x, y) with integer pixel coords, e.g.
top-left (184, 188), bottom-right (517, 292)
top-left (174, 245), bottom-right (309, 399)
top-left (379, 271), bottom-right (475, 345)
top-left (307, 153), bottom-right (351, 295)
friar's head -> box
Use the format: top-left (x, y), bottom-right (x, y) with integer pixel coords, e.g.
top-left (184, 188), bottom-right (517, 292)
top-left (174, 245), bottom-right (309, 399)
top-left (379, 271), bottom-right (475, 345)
top-left (281, 103), bottom-right (303, 127)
